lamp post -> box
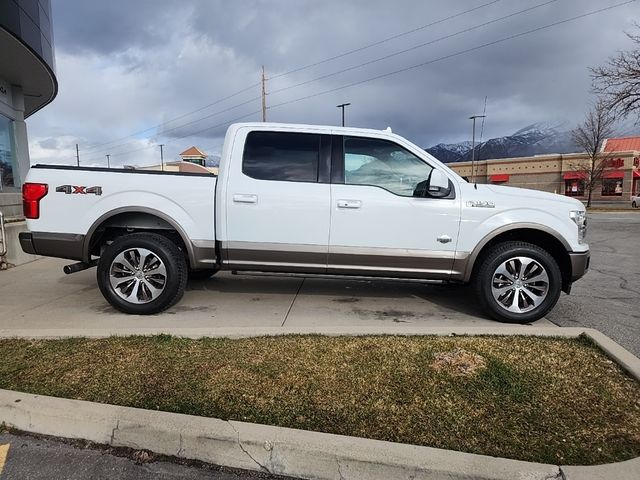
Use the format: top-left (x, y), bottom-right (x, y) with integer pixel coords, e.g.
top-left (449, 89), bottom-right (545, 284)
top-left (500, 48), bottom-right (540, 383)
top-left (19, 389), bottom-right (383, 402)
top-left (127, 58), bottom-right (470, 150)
top-left (469, 115), bottom-right (486, 183)
top-left (336, 103), bottom-right (351, 127)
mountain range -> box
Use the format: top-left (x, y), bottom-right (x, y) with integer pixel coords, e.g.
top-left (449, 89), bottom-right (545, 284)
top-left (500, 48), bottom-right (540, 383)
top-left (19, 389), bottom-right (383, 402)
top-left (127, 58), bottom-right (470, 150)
top-left (426, 123), bottom-right (579, 163)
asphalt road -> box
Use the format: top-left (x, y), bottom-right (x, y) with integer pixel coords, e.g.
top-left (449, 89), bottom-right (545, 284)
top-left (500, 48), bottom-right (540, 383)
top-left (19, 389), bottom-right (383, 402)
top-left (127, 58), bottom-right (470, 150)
top-left (0, 432), bottom-right (292, 480)
top-left (547, 211), bottom-right (640, 356)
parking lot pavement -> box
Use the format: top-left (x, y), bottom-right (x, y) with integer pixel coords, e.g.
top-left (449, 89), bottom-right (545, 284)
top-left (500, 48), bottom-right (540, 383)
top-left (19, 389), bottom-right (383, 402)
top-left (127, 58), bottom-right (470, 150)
top-left (547, 211), bottom-right (640, 357)
top-left (0, 256), bottom-right (554, 336)
top-left (0, 432), bottom-right (288, 480)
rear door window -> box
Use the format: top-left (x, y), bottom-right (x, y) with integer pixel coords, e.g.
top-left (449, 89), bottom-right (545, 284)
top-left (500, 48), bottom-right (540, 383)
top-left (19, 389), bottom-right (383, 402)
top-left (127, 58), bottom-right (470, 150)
top-left (243, 131), bottom-right (320, 182)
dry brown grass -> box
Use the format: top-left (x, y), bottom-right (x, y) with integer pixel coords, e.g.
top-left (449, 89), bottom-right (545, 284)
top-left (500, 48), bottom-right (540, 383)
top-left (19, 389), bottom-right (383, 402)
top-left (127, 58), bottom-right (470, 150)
top-left (0, 334), bottom-right (638, 466)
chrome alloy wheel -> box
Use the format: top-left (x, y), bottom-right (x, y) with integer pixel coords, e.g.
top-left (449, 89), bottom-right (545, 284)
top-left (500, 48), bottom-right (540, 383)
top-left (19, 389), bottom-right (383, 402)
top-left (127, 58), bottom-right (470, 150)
top-left (109, 247), bottom-right (167, 304)
top-left (490, 256), bottom-right (549, 314)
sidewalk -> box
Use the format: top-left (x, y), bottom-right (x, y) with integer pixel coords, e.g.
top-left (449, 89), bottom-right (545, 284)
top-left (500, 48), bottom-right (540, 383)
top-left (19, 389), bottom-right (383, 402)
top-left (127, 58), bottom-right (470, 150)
top-left (0, 258), bottom-right (554, 337)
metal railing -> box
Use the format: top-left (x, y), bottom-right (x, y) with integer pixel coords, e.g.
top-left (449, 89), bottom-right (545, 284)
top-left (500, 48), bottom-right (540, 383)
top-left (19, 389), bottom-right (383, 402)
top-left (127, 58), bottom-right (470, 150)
top-left (0, 211), bottom-right (7, 257)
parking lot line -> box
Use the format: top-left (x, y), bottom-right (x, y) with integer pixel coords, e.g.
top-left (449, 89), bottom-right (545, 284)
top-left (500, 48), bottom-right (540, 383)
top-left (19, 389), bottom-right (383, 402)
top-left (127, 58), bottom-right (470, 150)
top-left (0, 443), bottom-right (9, 474)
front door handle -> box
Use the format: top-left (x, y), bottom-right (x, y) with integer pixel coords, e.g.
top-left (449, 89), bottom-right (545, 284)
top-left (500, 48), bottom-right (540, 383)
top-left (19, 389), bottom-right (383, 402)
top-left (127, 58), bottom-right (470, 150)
top-left (337, 199), bottom-right (362, 209)
top-left (437, 235), bottom-right (452, 244)
top-left (233, 194), bottom-right (258, 204)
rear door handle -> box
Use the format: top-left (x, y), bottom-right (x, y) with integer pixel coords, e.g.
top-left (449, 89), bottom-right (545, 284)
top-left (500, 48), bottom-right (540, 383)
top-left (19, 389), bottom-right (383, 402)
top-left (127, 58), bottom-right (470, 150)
top-left (337, 199), bottom-right (362, 209)
top-left (233, 194), bottom-right (258, 204)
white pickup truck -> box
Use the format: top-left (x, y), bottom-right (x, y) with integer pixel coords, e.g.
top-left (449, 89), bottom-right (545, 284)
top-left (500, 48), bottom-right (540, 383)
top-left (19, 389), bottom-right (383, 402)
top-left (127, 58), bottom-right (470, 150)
top-left (19, 122), bottom-right (589, 323)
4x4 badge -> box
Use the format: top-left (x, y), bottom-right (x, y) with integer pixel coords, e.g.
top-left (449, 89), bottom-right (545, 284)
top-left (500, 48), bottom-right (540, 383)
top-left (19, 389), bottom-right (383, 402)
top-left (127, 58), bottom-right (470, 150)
top-left (56, 185), bottom-right (102, 195)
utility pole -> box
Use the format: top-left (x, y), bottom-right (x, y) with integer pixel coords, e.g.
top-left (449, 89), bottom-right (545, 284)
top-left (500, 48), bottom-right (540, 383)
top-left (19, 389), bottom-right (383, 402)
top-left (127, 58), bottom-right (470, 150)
top-left (75, 144), bottom-right (80, 167)
top-left (261, 66), bottom-right (267, 122)
top-left (469, 115), bottom-right (485, 183)
top-left (158, 144), bottom-right (165, 172)
top-left (105, 154), bottom-right (110, 169)
top-left (336, 103), bottom-right (351, 127)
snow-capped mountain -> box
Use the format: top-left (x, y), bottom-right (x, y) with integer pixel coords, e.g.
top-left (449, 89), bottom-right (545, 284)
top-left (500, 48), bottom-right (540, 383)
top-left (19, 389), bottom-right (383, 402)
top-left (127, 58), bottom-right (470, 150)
top-left (425, 141), bottom-right (473, 164)
top-left (205, 154), bottom-right (221, 167)
top-left (426, 123), bottom-right (578, 163)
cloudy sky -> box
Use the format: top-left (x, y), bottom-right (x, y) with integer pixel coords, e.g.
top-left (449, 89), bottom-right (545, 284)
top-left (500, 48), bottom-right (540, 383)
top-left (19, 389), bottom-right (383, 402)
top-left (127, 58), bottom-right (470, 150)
top-left (27, 0), bottom-right (639, 168)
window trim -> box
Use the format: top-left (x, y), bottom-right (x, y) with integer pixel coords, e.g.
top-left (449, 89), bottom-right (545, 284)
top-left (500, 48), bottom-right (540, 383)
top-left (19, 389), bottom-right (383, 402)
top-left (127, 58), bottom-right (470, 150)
top-left (333, 135), bottom-right (455, 200)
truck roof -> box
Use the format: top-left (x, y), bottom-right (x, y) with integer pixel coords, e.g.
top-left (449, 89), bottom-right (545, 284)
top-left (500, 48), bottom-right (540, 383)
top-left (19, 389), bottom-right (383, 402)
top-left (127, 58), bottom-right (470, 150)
top-left (229, 122), bottom-right (396, 137)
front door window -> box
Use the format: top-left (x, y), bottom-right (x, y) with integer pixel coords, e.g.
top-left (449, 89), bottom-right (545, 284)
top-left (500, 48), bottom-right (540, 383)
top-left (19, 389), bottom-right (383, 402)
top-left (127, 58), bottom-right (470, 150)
top-left (344, 137), bottom-right (433, 197)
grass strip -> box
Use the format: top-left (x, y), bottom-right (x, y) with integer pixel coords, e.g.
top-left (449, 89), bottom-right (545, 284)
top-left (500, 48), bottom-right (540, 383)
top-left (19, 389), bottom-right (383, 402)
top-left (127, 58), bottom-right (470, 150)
top-left (0, 334), bottom-right (638, 465)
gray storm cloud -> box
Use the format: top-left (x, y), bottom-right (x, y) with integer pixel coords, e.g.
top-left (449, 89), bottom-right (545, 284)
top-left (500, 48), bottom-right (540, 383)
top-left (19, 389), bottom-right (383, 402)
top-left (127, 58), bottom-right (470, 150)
top-left (28, 0), bottom-right (639, 167)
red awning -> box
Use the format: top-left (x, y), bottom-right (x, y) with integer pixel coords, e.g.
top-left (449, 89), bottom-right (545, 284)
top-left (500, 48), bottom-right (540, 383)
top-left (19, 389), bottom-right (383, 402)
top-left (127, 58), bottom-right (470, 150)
top-left (489, 174), bottom-right (509, 182)
top-left (603, 171), bottom-right (624, 179)
top-left (634, 170), bottom-right (640, 178)
top-left (563, 172), bottom-right (585, 180)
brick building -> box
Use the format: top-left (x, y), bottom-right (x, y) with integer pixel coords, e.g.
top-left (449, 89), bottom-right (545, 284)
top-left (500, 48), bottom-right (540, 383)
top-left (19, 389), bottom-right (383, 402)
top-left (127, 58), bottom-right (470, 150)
top-left (448, 136), bottom-right (640, 204)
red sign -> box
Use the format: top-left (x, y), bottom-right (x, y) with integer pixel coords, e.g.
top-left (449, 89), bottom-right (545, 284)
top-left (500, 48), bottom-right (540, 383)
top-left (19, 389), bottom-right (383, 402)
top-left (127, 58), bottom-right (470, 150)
top-left (607, 158), bottom-right (624, 168)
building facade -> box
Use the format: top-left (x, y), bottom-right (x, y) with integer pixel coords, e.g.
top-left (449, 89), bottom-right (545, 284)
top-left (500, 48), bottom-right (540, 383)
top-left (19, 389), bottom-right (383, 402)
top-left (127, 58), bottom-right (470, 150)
top-left (449, 146), bottom-right (640, 205)
top-left (179, 146), bottom-right (208, 166)
top-left (0, 0), bottom-right (57, 192)
top-left (1, 0), bottom-right (57, 267)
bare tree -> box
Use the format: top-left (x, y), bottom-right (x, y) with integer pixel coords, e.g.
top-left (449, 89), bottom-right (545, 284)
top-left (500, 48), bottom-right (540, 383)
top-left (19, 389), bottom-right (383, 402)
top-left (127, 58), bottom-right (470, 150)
top-left (591, 26), bottom-right (640, 122)
top-left (570, 100), bottom-right (617, 207)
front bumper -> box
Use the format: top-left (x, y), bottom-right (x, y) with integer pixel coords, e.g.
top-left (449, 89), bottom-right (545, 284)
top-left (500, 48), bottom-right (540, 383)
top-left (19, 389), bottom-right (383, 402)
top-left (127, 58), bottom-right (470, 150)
top-left (19, 231), bottom-right (85, 261)
top-left (569, 250), bottom-right (590, 282)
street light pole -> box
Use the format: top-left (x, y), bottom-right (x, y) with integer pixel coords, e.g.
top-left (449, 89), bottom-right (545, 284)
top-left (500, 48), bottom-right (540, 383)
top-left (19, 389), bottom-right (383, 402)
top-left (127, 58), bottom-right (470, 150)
top-left (159, 144), bottom-right (165, 172)
top-left (105, 154), bottom-right (110, 169)
top-left (469, 115), bottom-right (486, 183)
top-left (336, 103), bottom-right (351, 127)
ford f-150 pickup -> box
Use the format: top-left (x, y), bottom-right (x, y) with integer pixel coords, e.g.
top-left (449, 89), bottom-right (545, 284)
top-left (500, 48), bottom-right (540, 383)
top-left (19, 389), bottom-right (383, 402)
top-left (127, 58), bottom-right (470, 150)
top-left (19, 122), bottom-right (590, 323)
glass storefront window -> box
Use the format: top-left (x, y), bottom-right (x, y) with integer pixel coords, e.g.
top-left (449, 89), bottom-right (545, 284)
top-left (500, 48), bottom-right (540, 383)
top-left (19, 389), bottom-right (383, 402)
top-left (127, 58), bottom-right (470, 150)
top-left (602, 178), bottom-right (623, 196)
top-left (565, 180), bottom-right (585, 197)
top-left (0, 114), bottom-right (16, 191)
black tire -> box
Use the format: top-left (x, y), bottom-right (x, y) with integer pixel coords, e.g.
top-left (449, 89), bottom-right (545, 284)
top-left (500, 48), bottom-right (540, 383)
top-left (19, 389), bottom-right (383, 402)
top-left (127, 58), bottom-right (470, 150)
top-left (188, 267), bottom-right (220, 281)
top-left (97, 232), bottom-right (187, 315)
top-left (474, 241), bottom-right (562, 324)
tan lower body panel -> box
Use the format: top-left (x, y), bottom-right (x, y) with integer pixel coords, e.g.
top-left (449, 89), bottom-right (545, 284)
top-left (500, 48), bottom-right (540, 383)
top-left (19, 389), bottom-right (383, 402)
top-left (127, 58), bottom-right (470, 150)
top-left (222, 242), bottom-right (469, 280)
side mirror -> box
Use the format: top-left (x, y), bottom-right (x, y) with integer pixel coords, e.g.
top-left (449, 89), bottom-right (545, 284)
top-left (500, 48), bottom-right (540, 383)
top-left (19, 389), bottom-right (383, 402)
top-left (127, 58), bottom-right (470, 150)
top-left (428, 170), bottom-right (451, 197)
top-left (413, 170), bottom-right (452, 198)
top-left (429, 170), bottom-right (449, 191)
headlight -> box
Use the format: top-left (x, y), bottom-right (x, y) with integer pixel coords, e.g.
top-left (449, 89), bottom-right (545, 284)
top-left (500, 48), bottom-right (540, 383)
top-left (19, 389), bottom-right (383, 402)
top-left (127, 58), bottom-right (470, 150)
top-left (570, 210), bottom-right (587, 244)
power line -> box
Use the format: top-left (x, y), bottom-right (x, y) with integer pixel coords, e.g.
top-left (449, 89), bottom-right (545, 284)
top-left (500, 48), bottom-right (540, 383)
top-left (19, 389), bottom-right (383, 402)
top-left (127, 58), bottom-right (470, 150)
top-left (266, 1), bottom-right (636, 114)
top-left (79, 109), bottom-right (262, 164)
top-left (82, 82), bottom-right (260, 152)
top-left (71, 1), bottom-right (540, 161)
top-left (78, 0), bottom-right (635, 165)
top-left (269, 0), bottom-right (558, 97)
top-left (77, 0), bottom-right (504, 155)
top-left (270, 0), bottom-right (503, 80)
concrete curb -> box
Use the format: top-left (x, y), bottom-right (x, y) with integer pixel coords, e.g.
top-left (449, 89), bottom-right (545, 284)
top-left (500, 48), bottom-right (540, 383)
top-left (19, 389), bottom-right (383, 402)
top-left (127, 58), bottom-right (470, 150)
top-left (1, 327), bottom-right (639, 479)
top-left (0, 325), bottom-right (594, 340)
top-left (0, 389), bottom-right (562, 480)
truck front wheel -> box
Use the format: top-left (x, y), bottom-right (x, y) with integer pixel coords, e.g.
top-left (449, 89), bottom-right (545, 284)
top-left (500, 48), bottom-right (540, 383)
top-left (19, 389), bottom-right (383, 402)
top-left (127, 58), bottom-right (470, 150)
top-left (97, 232), bottom-right (187, 315)
top-left (474, 241), bottom-right (562, 324)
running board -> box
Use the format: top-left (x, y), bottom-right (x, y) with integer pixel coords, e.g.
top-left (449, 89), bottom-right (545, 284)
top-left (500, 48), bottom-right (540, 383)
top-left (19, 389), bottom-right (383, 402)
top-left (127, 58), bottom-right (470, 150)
top-left (230, 270), bottom-right (446, 284)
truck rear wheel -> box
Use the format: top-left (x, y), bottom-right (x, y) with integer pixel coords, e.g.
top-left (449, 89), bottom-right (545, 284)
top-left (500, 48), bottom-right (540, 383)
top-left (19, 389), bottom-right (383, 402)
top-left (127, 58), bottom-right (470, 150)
top-left (474, 241), bottom-right (562, 324)
top-left (97, 232), bottom-right (187, 315)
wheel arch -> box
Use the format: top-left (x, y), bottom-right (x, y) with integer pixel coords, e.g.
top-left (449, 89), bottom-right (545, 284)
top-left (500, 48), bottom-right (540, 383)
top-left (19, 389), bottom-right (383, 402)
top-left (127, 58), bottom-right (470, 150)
top-left (463, 224), bottom-right (572, 292)
top-left (83, 207), bottom-right (196, 268)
